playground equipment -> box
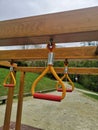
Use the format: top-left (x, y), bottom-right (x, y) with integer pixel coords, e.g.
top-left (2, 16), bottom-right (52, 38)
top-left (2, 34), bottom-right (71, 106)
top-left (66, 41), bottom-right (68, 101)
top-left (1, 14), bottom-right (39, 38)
top-left (0, 6), bottom-right (98, 130)
top-left (56, 59), bottom-right (74, 92)
top-left (3, 62), bottom-right (16, 87)
top-left (31, 40), bottom-right (66, 102)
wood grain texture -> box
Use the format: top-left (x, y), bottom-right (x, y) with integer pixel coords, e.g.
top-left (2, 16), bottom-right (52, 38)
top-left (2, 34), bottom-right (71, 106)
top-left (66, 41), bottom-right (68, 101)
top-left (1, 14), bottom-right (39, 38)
top-left (0, 61), bottom-right (17, 67)
top-left (3, 73), bottom-right (16, 130)
top-left (16, 67), bottom-right (98, 75)
top-left (15, 72), bottom-right (25, 130)
top-left (0, 6), bottom-right (98, 45)
top-left (0, 46), bottom-right (97, 60)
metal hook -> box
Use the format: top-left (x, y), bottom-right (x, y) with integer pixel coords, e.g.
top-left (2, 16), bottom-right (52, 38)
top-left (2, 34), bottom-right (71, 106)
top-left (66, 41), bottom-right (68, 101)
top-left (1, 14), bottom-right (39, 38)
top-left (64, 59), bottom-right (68, 65)
top-left (95, 46), bottom-right (98, 55)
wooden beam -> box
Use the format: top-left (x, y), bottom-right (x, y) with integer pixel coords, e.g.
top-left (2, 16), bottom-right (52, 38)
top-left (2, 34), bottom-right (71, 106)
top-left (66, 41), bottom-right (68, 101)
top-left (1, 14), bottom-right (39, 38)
top-left (0, 31), bottom-right (98, 46)
top-left (0, 61), bottom-right (17, 67)
top-left (3, 72), bottom-right (16, 130)
top-left (15, 72), bottom-right (25, 130)
top-left (68, 67), bottom-right (98, 75)
top-left (16, 67), bottom-right (98, 75)
top-left (0, 46), bottom-right (97, 60)
top-left (0, 6), bottom-right (98, 45)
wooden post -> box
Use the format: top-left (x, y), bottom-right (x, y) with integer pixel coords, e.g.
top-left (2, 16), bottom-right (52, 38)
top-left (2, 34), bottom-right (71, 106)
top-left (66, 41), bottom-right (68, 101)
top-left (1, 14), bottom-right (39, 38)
top-left (15, 72), bottom-right (25, 130)
top-left (3, 72), bottom-right (16, 130)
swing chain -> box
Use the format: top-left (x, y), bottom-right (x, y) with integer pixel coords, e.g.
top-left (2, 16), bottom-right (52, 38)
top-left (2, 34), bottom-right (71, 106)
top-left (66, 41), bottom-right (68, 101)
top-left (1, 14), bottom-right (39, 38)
top-left (10, 66), bottom-right (14, 72)
top-left (47, 52), bottom-right (54, 65)
top-left (64, 59), bottom-right (68, 66)
top-left (64, 59), bottom-right (68, 74)
top-left (10, 60), bottom-right (14, 72)
top-left (49, 38), bottom-right (53, 48)
top-left (47, 39), bottom-right (55, 65)
top-left (47, 38), bottom-right (55, 52)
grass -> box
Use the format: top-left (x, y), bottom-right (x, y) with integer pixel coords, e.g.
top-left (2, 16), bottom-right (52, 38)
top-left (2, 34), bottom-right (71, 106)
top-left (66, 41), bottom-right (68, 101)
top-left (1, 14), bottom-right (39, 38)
top-left (75, 82), bottom-right (98, 93)
top-left (83, 93), bottom-right (98, 100)
top-left (74, 82), bottom-right (89, 90)
top-left (0, 68), bottom-right (56, 96)
top-left (74, 82), bottom-right (98, 100)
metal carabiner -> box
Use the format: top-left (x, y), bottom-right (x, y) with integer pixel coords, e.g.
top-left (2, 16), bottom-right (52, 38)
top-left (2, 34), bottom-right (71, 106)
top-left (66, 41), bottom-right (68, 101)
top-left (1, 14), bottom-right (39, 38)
top-left (3, 62), bottom-right (16, 88)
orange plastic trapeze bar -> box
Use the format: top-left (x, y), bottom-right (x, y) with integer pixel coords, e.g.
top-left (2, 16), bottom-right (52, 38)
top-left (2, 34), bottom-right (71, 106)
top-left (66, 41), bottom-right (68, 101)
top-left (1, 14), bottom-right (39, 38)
top-left (3, 66), bottom-right (16, 88)
top-left (56, 59), bottom-right (74, 92)
top-left (31, 40), bottom-right (66, 102)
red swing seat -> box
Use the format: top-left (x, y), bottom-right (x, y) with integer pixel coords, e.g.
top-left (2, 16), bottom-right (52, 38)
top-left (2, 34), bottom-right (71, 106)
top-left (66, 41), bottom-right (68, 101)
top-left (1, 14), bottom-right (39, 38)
top-left (33, 92), bottom-right (62, 102)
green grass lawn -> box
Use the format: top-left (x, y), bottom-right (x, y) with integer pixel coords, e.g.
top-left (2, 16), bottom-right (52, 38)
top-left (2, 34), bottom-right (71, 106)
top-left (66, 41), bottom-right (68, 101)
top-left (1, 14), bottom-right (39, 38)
top-left (75, 82), bottom-right (98, 93)
top-left (83, 93), bottom-right (98, 100)
top-left (74, 82), bottom-right (89, 90)
top-left (74, 82), bottom-right (98, 100)
top-left (0, 68), bottom-right (56, 96)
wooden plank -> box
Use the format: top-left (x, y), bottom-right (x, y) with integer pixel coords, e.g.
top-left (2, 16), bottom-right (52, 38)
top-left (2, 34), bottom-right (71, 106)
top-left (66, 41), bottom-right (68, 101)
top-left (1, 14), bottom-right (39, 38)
top-left (0, 46), bottom-right (97, 60)
top-left (0, 31), bottom-right (98, 46)
top-left (68, 67), bottom-right (98, 75)
top-left (15, 72), bottom-right (25, 130)
top-left (0, 61), bottom-right (17, 67)
top-left (3, 72), bottom-right (16, 130)
top-left (16, 67), bottom-right (98, 75)
top-left (0, 6), bottom-right (98, 45)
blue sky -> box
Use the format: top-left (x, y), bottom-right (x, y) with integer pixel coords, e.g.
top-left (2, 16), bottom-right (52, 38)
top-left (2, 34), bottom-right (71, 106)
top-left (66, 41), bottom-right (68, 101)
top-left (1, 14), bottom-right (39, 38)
top-left (0, 0), bottom-right (98, 49)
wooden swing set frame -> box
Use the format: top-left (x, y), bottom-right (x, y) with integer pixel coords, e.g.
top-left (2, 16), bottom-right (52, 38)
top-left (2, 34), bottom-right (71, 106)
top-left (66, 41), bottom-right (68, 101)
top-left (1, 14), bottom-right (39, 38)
top-left (0, 6), bottom-right (98, 130)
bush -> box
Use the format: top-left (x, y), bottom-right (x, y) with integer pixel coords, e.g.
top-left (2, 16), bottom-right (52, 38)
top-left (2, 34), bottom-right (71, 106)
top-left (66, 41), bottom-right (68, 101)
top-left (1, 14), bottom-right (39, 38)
top-left (78, 75), bottom-right (98, 92)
